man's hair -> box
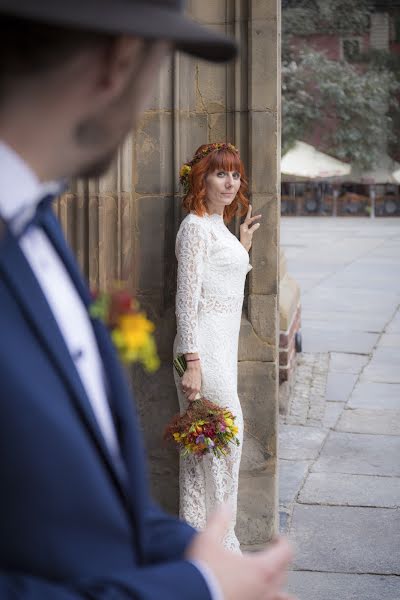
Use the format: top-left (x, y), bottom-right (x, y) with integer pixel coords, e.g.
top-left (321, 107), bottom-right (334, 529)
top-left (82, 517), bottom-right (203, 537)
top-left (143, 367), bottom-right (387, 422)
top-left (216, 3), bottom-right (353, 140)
top-left (0, 15), bottom-right (114, 93)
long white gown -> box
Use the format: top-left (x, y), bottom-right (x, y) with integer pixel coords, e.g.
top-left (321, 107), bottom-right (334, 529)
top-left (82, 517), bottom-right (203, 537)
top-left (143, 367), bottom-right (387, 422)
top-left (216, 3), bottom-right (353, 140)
top-left (173, 212), bottom-right (251, 552)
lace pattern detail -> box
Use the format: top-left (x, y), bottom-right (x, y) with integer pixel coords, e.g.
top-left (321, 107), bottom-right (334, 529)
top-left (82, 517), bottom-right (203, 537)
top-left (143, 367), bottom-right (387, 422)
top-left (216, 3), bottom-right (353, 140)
top-left (198, 294), bottom-right (244, 315)
top-left (175, 221), bottom-right (207, 354)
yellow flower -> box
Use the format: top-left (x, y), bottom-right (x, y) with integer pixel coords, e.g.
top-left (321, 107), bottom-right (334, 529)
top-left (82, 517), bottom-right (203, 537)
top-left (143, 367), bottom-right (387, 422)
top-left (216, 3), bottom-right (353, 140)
top-left (179, 164), bottom-right (191, 178)
top-left (112, 312), bottom-right (160, 372)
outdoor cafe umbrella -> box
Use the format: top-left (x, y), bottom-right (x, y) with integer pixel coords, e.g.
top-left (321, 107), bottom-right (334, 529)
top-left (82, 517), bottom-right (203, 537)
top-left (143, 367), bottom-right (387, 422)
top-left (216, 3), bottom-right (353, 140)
top-left (393, 168), bottom-right (400, 184)
top-left (281, 141), bottom-right (351, 180)
top-left (346, 153), bottom-right (400, 185)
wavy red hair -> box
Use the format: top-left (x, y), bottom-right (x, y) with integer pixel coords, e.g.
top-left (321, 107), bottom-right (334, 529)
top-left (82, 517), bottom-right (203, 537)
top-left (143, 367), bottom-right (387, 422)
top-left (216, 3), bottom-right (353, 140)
top-left (182, 144), bottom-right (249, 222)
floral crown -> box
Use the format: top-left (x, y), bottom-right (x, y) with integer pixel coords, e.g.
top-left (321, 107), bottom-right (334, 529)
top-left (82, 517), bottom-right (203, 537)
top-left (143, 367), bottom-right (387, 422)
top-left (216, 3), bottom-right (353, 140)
top-left (179, 142), bottom-right (239, 195)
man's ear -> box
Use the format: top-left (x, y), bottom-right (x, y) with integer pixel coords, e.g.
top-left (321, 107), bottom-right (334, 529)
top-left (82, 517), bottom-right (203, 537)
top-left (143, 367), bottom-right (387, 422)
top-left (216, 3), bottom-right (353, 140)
top-left (93, 36), bottom-right (145, 101)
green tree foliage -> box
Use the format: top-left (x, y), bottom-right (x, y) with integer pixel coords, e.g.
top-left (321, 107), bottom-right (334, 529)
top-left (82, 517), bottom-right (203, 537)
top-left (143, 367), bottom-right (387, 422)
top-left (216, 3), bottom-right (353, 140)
top-left (283, 0), bottom-right (372, 38)
top-left (282, 0), bottom-right (400, 168)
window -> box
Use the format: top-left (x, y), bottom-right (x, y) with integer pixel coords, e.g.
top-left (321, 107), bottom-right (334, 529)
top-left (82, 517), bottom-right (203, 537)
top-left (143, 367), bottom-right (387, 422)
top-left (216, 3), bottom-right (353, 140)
top-left (342, 38), bottom-right (362, 62)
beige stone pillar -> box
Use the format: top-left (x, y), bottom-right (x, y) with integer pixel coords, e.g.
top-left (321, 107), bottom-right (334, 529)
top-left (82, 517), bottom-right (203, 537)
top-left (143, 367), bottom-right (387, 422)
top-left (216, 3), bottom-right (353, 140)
top-left (59, 0), bottom-right (281, 544)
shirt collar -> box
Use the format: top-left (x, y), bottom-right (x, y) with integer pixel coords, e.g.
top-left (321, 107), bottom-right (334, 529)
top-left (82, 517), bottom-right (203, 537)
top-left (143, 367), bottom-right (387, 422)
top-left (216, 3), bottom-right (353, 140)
top-left (0, 141), bottom-right (65, 234)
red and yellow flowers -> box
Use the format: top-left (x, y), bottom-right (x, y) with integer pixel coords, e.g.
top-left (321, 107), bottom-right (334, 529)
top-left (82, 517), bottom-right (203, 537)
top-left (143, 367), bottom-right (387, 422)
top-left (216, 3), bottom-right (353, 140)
top-left (164, 355), bottom-right (240, 458)
top-left (164, 398), bottom-right (240, 458)
top-left (90, 288), bottom-right (160, 373)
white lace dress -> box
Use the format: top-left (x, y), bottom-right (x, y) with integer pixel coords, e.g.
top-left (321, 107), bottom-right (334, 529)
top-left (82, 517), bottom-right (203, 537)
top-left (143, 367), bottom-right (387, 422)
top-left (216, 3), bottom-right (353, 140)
top-left (173, 212), bottom-right (251, 552)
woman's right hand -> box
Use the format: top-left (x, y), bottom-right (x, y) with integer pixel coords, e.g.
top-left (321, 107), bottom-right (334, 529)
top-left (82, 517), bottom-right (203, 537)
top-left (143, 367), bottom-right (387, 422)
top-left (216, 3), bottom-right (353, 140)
top-left (181, 361), bottom-right (202, 402)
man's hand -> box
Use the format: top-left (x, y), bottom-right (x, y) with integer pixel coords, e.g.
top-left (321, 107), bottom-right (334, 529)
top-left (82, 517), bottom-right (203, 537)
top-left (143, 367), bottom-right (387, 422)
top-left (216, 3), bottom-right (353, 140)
top-left (186, 506), bottom-right (294, 600)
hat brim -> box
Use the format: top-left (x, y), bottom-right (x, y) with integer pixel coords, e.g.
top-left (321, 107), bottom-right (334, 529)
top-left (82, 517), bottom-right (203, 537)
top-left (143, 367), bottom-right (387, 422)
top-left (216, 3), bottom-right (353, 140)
top-left (0, 0), bottom-right (237, 62)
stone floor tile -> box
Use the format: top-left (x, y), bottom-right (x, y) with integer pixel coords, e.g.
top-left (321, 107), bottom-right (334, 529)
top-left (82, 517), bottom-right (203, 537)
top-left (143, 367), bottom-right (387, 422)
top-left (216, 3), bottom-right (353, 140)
top-left (378, 334), bottom-right (400, 348)
top-left (302, 312), bottom-right (388, 332)
top-left (298, 472), bottom-right (400, 508)
top-left (287, 571), bottom-right (400, 600)
top-left (290, 505), bottom-right (400, 574)
top-left (336, 408), bottom-right (400, 436)
top-left (348, 382), bottom-right (400, 410)
top-left (361, 347), bottom-right (400, 384)
top-left (279, 425), bottom-right (327, 461)
top-left (323, 402), bottom-right (345, 429)
top-left (312, 431), bottom-right (400, 477)
top-left (386, 311), bottom-right (400, 334)
top-left (279, 460), bottom-right (310, 507)
top-left (302, 328), bottom-right (379, 354)
top-left (302, 287), bottom-right (399, 314)
top-left (325, 372), bottom-right (358, 402)
top-left (329, 352), bottom-right (369, 374)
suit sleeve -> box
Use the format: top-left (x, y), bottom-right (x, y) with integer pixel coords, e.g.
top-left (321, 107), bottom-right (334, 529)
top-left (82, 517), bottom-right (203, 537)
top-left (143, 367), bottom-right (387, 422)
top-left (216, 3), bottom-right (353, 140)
top-left (0, 560), bottom-right (212, 599)
top-left (142, 501), bottom-right (196, 563)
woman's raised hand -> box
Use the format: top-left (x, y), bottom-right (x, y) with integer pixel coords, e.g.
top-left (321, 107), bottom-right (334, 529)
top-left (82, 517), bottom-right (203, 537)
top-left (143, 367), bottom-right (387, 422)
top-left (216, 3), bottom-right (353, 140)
top-left (240, 204), bottom-right (261, 252)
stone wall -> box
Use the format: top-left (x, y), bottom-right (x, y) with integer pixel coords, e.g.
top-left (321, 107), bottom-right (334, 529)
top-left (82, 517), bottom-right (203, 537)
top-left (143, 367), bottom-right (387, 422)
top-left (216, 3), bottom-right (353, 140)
top-left (57, 0), bottom-right (281, 545)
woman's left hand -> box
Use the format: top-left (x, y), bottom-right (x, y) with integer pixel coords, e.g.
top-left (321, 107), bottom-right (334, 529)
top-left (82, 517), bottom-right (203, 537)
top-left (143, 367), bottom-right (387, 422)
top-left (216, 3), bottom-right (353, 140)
top-left (240, 205), bottom-right (261, 252)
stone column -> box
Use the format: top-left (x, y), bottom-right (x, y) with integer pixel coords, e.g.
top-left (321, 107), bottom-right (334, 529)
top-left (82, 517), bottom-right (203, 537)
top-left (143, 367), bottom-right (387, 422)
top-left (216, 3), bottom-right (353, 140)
top-left (237, 0), bottom-right (281, 545)
top-left (58, 0), bottom-right (281, 544)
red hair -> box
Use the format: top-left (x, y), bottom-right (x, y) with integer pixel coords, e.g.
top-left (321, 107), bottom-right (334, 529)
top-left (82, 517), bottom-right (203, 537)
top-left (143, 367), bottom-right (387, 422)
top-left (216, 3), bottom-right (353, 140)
top-left (182, 144), bottom-right (249, 222)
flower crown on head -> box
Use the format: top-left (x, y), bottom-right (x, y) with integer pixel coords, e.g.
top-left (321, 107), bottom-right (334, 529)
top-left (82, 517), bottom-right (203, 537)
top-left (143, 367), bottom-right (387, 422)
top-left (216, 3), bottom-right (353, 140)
top-left (179, 142), bottom-right (239, 195)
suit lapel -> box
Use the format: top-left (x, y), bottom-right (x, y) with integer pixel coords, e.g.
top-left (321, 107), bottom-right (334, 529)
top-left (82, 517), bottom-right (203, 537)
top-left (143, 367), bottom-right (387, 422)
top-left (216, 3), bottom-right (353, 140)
top-left (0, 223), bottom-right (129, 505)
top-left (40, 211), bottom-right (149, 558)
top-left (43, 211), bottom-right (148, 482)
top-left (39, 211), bottom-right (148, 525)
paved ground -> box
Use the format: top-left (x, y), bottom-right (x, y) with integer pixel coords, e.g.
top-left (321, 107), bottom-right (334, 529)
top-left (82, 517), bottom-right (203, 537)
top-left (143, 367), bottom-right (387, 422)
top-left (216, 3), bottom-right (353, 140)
top-left (280, 217), bottom-right (400, 600)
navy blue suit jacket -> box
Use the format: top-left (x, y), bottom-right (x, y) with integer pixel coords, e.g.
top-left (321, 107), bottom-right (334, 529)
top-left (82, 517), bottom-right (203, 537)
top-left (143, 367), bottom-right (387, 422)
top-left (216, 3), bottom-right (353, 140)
top-left (0, 210), bottom-right (211, 599)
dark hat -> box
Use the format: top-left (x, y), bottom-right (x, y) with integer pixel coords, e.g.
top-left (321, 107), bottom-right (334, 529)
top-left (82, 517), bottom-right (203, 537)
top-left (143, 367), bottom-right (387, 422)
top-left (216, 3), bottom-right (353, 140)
top-left (0, 0), bottom-right (237, 62)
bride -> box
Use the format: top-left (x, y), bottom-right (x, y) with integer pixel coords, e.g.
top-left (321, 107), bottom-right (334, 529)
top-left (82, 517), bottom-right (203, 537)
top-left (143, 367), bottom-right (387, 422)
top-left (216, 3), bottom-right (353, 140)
top-left (173, 143), bottom-right (261, 552)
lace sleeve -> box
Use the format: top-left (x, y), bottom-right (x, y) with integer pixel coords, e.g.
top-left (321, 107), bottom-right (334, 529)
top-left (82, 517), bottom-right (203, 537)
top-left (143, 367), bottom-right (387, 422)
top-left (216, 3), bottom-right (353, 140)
top-left (175, 220), bottom-right (207, 355)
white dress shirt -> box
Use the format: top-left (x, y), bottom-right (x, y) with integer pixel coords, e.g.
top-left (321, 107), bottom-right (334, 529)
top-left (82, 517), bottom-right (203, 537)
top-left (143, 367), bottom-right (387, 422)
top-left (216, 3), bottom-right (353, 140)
top-left (0, 142), bottom-right (120, 460)
top-left (0, 142), bottom-right (223, 600)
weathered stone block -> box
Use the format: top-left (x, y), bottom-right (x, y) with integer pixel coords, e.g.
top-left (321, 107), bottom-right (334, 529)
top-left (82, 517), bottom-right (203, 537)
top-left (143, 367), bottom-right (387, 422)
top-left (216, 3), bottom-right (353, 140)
top-left (237, 470), bottom-right (277, 544)
top-left (249, 195), bottom-right (279, 296)
top-left (249, 111), bottom-right (279, 195)
top-left (146, 54), bottom-right (173, 111)
top-left (187, 0), bottom-right (228, 24)
top-left (238, 316), bottom-right (275, 362)
top-left (135, 195), bottom-right (173, 299)
top-left (136, 113), bottom-right (173, 194)
top-left (176, 54), bottom-right (198, 112)
top-left (238, 361), bottom-right (278, 457)
top-left (280, 275), bottom-right (301, 332)
top-left (196, 59), bottom-right (227, 114)
top-left (209, 112), bottom-right (227, 142)
top-left (249, 17), bottom-right (278, 111)
top-left (248, 294), bottom-right (277, 343)
top-left (176, 113), bottom-right (209, 162)
top-left (251, 0), bottom-right (279, 21)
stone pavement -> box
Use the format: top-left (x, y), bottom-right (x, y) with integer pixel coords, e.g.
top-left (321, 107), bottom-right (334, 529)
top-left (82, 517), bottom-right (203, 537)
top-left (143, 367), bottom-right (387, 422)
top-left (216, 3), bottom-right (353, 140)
top-left (279, 217), bottom-right (400, 600)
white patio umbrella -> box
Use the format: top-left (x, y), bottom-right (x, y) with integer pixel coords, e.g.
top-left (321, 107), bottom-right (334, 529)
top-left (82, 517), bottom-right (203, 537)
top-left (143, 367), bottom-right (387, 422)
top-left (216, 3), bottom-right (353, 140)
top-left (281, 141), bottom-right (351, 180)
top-left (348, 154), bottom-right (400, 185)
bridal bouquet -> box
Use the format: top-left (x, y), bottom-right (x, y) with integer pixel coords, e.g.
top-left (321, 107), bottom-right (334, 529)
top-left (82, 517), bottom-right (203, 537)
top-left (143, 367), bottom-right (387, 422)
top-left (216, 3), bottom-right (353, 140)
top-left (164, 355), bottom-right (240, 458)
